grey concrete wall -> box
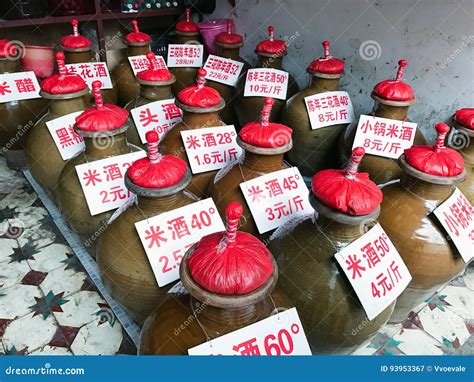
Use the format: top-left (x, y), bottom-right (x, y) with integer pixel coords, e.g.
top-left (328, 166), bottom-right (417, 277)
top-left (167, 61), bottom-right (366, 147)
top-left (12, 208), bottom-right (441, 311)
top-left (208, 0), bottom-right (474, 140)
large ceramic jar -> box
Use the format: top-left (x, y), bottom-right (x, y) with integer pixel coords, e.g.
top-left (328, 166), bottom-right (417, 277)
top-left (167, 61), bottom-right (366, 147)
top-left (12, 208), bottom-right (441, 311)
top-left (283, 41), bottom-right (346, 182)
top-left (97, 131), bottom-right (195, 324)
top-left (447, 108), bottom-right (473, 202)
top-left (269, 147), bottom-right (394, 354)
top-left (56, 81), bottom-right (139, 253)
top-left (140, 202), bottom-right (292, 355)
top-left (111, 20), bottom-right (151, 107)
top-left (125, 52), bottom-right (176, 148)
top-left (60, 19), bottom-right (117, 105)
top-left (379, 123), bottom-right (466, 323)
top-left (208, 97), bottom-right (292, 236)
top-left (206, 20), bottom-right (251, 125)
top-left (339, 59), bottom-right (425, 184)
top-left (160, 68), bottom-right (225, 198)
top-left (234, 26), bottom-right (299, 130)
top-left (170, 8), bottom-right (202, 95)
top-left (26, 52), bottom-right (89, 197)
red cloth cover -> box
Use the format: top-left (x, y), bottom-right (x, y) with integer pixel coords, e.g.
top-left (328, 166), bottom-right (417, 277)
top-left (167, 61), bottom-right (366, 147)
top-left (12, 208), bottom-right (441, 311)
top-left (124, 20), bottom-right (151, 44)
top-left (308, 41), bottom-right (344, 75)
top-left (177, 68), bottom-right (221, 108)
top-left (137, 52), bottom-right (172, 82)
top-left (255, 26), bottom-right (286, 55)
top-left (176, 8), bottom-right (199, 33)
top-left (187, 201), bottom-right (274, 295)
top-left (60, 19), bottom-right (92, 49)
top-left (404, 123), bottom-right (464, 177)
top-left (455, 108), bottom-right (474, 130)
top-left (312, 147), bottom-right (383, 216)
top-left (41, 52), bottom-right (87, 94)
top-left (373, 59), bottom-right (414, 101)
top-left (215, 20), bottom-right (243, 45)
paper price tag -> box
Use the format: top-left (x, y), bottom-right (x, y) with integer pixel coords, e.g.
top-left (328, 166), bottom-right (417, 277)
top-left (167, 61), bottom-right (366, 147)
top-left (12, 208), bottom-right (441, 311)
top-left (305, 91), bottom-right (355, 129)
top-left (135, 198), bottom-right (225, 287)
top-left (335, 223), bottom-right (412, 320)
top-left (46, 111), bottom-right (85, 160)
top-left (128, 54), bottom-right (167, 76)
top-left (203, 54), bottom-right (244, 87)
top-left (243, 68), bottom-right (288, 100)
top-left (167, 44), bottom-right (204, 68)
top-left (0, 71), bottom-right (40, 103)
top-left (66, 62), bottom-right (113, 89)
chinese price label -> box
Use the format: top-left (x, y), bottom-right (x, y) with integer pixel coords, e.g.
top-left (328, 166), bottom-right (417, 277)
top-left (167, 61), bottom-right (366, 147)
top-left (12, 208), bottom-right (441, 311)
top-left (188, 307), bottom-right (311, 355)
top-left (305, 91), bottom-right (355, 129)
top-left (75, 151), bottom-right (146, 216)
top-left (167, 44), bottom-right (204, 68)
top-left (433, 187), bottom-right (474, 263)
top-left (128, 54), bottom-right (167, 76)
top-left (203, 54), bottom-right (244, 87)
top-left (180, 125), bottom-right (242, 174)
top-left (0, 71), bottom-right (40, 103)
top-left (240, 167), bottom-right (313, 234)
top-left (243, 68), bottom-right (289, 100)
top-left (46, 111), bottom-right (85, 160)
top-left (130, 99), bottom-right (182, 144)
top-left (352, 115), bottom-right (417, 159)
top-left (65, 62), bottom-right (113, 89)
top-left (335, 223), bottom-right (412, 320)
top-left (135, 198), bottom-right (225, 287)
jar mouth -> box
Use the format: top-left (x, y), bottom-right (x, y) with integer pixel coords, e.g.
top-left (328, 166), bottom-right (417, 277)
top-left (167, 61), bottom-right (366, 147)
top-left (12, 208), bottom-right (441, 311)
top-left (137, 75), bottom-right (176, 87)
top-left (180, 245), bottom-right (278, 309)
top-left (175, 98), bottom-right (225, 113)
top-left (398, 154), bottom-right (467, 185)
top-left (215, 41), bottom-right (243, 49)
top-left (124, 167), bottom-right (192, 197)
top-left (124, 40), bottom-right (150, 47)
top-left (176, 30), bottom-right (200, 37)
top-left (370, 91), bottom-right (415, 107)
top-left (237, 136), bottom-right (292, 155)
top-left (74, 121), bottom-right (130, 137)
top-left (60, 45), bottom-right (92, 53)
top-left (306, 69), bottom-right (342, 79)
top-left (40, 87), bottom-right (89, 100)
top-left (256, 51), bottom-right (287, 58)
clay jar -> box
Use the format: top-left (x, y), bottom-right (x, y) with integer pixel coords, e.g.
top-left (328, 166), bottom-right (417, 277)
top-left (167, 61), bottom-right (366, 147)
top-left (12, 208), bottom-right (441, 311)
top-left (139, 202), bottom-right (291, 355)
top-left (234, 26), bottom-right (299, 130)
top-left (378, 123), bottom-right (466, 323)
top-left (56, 81), bottom-right (139, 254)
top-left (111, 20), bottom-right (151, 107)
top-left (447, 108), bottom-right (473, 201)
top-left (269, 148), bottom-right (394, 354)
top-left (97, 131), bottom-right (195, 324)
top-left (208, 97), bottom-right (292, 237)
top-left (125, 52), bottom-right (176, 148)
top-left (339, 59), bottom-right (425, 185)
top-left (283, 41), bottom-right (347, 181)
top-left (160, 68), bottom-right (225, 198)
top-left (206, 20), bottom-right (251, 125)
top-left (26, 52), bottom-right (89, 197)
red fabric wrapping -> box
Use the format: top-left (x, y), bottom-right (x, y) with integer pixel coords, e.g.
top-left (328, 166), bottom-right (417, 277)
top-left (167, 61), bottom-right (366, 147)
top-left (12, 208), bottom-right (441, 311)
top-left (373, 59), bottom-right (414, 101)
top-left (308, 41), bottom-right (344, 75)
top-left (312, 147), bottom-right (383, 216)
top-left (0, 39), bottom-right (17, 58)
top-left (239, 97), bottom-right (292, 148)
top-left (455, 108), bottom-right (474, 130)
top-left (177, 68), bottom-right (222, 108)
top-left (60, 20), bottom-right (92, 49)
top-left (124, 20), bottom-right (151, 44)
top-left (404, 123), bottom-right (464, 177)
top-left (255, 26), bottom-right (286, 55)
top-left (41, 52), bottom-right (87, 94)
top-left (137, 52), bottom-right (172, 82)
top-left (215, 20), bottom-right (243, 45)
top-left (187, 201), bottom-right (274, 295)
top-left (176, 8), bottom-right (199, 33)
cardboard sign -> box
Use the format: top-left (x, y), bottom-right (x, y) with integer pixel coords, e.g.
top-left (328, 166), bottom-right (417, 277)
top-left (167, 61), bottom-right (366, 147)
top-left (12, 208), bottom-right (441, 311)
top-left (433, 187), bottom-right (474, 263)
top-left (65, 62), bottom-right (113, 89)
top-left (243, 68), bottom-right (288, 100)
top-left (75, 151), bottom-right (146, 216)
top-left (0, 71), bottom-right (40, 103)
top-left (167, 44), bottom-right (204, 68)
top-left (240, 167), bottom-right (313, 234)
top-left (181, 125), bottom-right (242, 174)
top-left (335, 223), bottom-right (412, 320)
top-left (352, 115), bottom-right (417, 159)
top-left (128, 54), bottom-right (167, 76)
top-left (305, 91), bottom-right (355, 129)
top-left (203, 54), bottom-right (244, 87)
top-left (188, 308), bottom-right (311, 355)
top-left (130, 99), bottom-right (182, 144)
top-left (46, 111), bottom-right (85, 160)
top-left (135, 198), bottom-right (225, 287)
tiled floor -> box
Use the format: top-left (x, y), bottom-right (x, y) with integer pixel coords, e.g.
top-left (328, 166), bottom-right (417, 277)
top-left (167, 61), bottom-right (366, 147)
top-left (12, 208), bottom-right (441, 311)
top-left (0, 156), bottom-right (472, 356)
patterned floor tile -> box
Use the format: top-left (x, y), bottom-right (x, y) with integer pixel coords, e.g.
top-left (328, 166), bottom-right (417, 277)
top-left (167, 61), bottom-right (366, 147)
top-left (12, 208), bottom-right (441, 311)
top-left (7, 206), bottom-right (48, 230)
top-left (17, 222), bottom-right (56, 251)
top-left (0, 259), bottom-right (30, 290)
top-left (0, 284), bottom-right (42, 319)
top-left (463, 266), bottom-right (474, 291)
top-left (392, 326), bottom-right (444, 355)
top-left (0, 238), bottom-right (19, 264)
top-left (26, 243), bottom-right (71, 273)
top-left (53, 291), bottom-right (106, 328)
top-left (442, 285), bottom-right (474, 320)
top-left (0, 190), bottom-right (37, 211)
top-left (39, 267), bottom-right (87, 298)
top-left (70, 319), bottom-right (123, 355)
top-left (29, 345), bottom-right (73, 355)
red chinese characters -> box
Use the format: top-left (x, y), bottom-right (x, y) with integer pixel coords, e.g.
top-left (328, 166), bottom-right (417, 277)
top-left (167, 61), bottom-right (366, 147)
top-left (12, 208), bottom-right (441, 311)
top-left (167, 44), bottom-right (203, 67)
top-left (244, 68), bottom-right (289, 100)
top-left (304, 91), bottom-right (355, 130)
top-left (0, 72), bottom-right (40, 102)
top-left (65, 63), bottom-right (112, 89)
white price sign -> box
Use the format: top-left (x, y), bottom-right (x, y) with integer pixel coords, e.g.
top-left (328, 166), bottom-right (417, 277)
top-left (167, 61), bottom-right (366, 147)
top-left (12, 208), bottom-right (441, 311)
top-left (352, 115), bottom-right (417, 159)
top-left (240, 167), bottom-right (313, 234)
top-left (65, 62), bottom-right (113, 89)
top-left (181, 125), bottom-right (242, 174)
top-left (167, 44), bottom-right (204, 68)
top-left (0, 71), bottom-right (40, 103)
top-left (135, 198), bottom-right (225, 287)
top-left (128, 54), bottom-right (167, 76)
top-left (243, 68), bottom-right (288, 100)
top-left (130, 99), bottom-right (182, 144)
top-left (335, 223), bottom-right (412, 320)
top-left (75, 151), bottom-right (146, 216)
top-left (433, 187), bottom-right (474, 263)
top-left (305, 91), bottom-right (355, 129)
top-left (188, 308), bottom-right (311, 355)
top-left (203, 54), bottom-right (244, 87)
top-left (46, 111), bottom-right (85, 160)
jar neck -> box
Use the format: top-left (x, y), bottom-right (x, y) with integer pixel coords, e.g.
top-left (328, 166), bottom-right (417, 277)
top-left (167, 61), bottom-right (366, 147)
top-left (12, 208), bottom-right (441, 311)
top-left (177, 35), bottom-right (200, 44)
top-left (242, 151), bottom-right (285, 172)
top-left (400, 173), bottom-right (454, 202)
top-left (257, 55), bottom-right (283, 69)
top-left (140, 84), bottom-right (173, 100)
top-left (83, 131), bottom-right (129, 158)
top-left (182, 110), bottom-right (221, 127)
top-left (309, 76), bottom-right (340, 92)
top-left (217, 47), bottom-right (241, 60)
top-left (374, 103), bottom-right (410, 120)
top-left (137, 193), bottom-right (181, 210)
top-left (64, 50), bottom-right (93, 64)
top-left (316, 213), bottom-right (363, 241)
top-left (128, 45), bottom-right (150, 57)
top-left (48, 96), bottom-right (87, 117)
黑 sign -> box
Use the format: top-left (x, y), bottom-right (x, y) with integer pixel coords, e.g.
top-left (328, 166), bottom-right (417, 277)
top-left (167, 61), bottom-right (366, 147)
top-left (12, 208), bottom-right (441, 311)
top-left (46, 111), bottom-right (85, 160)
